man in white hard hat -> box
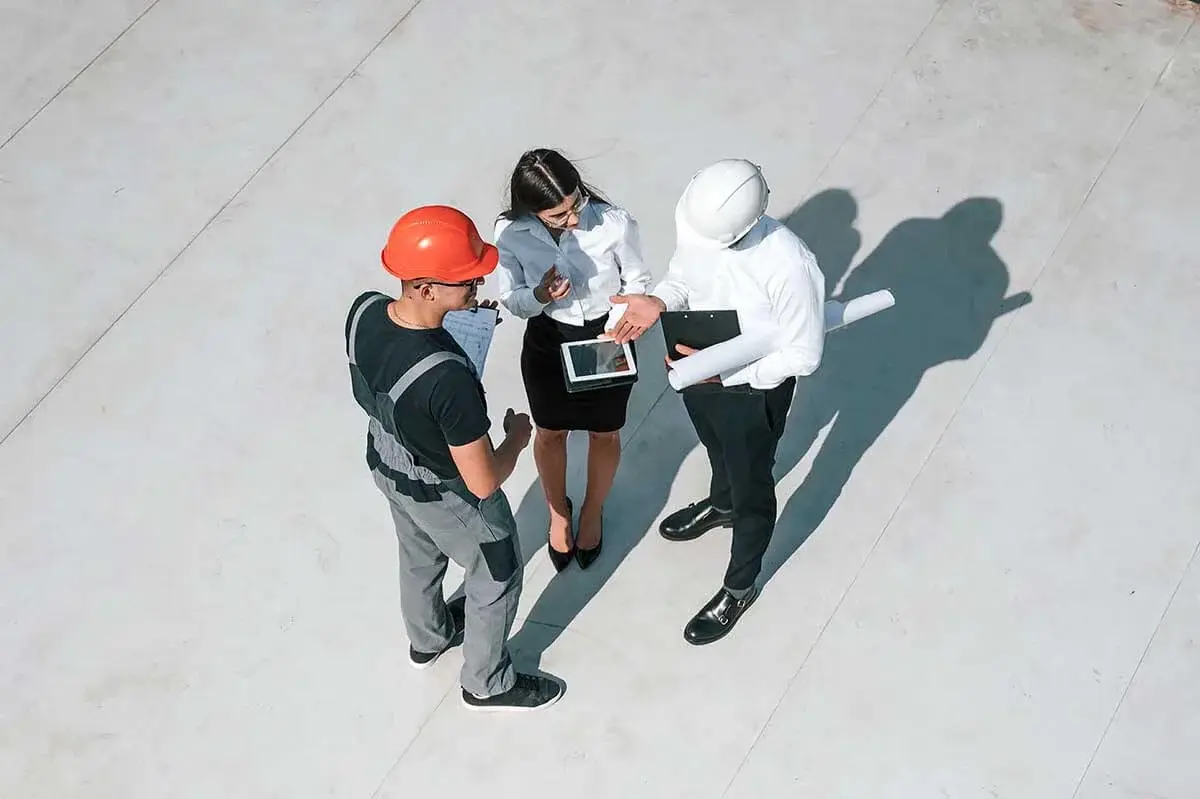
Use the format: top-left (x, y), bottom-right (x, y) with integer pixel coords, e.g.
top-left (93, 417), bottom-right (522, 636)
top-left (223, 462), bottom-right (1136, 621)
top-left (609, 159), bottom-right (825, 645)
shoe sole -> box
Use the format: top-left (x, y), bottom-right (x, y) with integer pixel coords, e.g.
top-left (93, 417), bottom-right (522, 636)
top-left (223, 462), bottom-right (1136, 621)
top-left (409, 652), bottom-right (445, 671)
top-left (684, 590), bottom-right (758, 646)
top-left (460, 688), bottom-right (564, 713)
top-left (659, 519), bottom-right (733, 542)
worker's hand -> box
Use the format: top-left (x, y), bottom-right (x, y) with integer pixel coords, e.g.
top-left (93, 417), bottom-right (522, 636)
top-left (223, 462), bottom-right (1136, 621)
top-left (470, 297), bottom-right (504, 321)
top-left (607, 293), bottom-right (665, 343)
top-left (533, 266), bottom-right (571, 304)
top-left (474, 298), bottom-right (502, 324)
top-left (503, 408), bottom-right (532, 449)
top-left (665, 344), bottom-right (719, 383)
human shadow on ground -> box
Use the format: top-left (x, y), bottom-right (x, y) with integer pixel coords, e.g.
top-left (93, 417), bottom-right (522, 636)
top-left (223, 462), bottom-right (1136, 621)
top-left (761, 195), bottom-right (1032, 583)
top-left (502, 190), bottom-right (1031, 666)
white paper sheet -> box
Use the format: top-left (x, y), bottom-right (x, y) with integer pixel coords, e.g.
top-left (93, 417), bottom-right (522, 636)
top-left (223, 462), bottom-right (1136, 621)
top-left (666, 327), bottom-right (777, 390)
top-left (442, 307), bottom-right (498, 376)
top-left (823, 289), bottom-right (895, 333)
top-left (604, 301), bottom-right (628, 331)
top-left (666, 290), bottom-right (896, 390)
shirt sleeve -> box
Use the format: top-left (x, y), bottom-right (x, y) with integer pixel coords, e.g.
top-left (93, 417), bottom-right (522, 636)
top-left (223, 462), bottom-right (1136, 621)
top-left (721, 252), bottom-right (825, 387)
top-left (494, 223), bottom-right (550, 320)
top-left (427, 365), bottom-right (491, 447)
top-left (612, 210), bottom-right (651, 296)
top-left (649, 248), bottom-right (690, 312)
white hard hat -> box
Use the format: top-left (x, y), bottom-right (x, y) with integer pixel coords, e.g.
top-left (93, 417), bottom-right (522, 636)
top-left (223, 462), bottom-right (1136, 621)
top-left (675, 159), bottom-right (770, 249)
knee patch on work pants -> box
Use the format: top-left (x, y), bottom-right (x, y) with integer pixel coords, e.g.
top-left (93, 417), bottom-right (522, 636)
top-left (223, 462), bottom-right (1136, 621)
top-left (449, 486), bottom-right (521, 583)
top-left (479, 536), bottom-right (519, 582)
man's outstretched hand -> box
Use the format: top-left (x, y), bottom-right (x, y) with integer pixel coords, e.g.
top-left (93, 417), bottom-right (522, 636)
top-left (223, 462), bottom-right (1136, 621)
top-left (607, 294), bottom-right (666, 343)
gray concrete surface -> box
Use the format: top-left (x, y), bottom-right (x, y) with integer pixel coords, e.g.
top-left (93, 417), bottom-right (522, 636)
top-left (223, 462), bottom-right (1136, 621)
top-left (1, 1), bottom-right (1197, 797)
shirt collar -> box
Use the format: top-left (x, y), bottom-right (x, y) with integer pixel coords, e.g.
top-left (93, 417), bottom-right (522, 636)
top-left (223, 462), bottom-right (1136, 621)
top-left (506, 201), bottom-right (601, 242)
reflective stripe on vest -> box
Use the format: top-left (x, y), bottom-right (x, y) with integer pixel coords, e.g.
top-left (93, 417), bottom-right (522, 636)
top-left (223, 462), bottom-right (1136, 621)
top-left (348, 293), bottom-right (388, 366)
top-left (348, 298), bottom-right (471, 487)
top-left (369, 350), bottom-right (471, 486)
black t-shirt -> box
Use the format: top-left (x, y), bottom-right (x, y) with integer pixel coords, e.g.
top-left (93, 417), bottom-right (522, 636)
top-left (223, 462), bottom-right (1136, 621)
top-left (345, 291), bottom-right (490, 480)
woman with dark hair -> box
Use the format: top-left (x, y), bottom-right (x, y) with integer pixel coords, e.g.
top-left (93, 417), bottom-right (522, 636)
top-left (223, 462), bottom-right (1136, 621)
top-left (494, 148), bottom-right (650, 572)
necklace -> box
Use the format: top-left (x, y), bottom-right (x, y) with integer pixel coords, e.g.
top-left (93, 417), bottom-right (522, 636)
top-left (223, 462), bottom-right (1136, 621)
top-left (387, 302), bottom-right (436, 330)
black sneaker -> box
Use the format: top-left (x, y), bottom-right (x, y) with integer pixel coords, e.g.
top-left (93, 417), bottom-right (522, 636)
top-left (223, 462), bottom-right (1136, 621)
top-left (409, 596), bottom-right (466, 670)
top-left (461, 673), bottom-right (563, 712)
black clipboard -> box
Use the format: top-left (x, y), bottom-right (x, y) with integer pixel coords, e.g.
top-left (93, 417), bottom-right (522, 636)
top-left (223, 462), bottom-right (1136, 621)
top-left (660, 310), bottom-right (741, 359)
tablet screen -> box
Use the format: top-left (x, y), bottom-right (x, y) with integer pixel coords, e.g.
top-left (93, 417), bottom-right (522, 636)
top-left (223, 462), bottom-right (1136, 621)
top-left (563, 339), bottom-right (636, 382)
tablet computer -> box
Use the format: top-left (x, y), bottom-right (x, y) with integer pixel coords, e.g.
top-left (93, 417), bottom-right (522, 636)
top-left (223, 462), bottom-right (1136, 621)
top-left (560, 338), bottom-right (638, 384)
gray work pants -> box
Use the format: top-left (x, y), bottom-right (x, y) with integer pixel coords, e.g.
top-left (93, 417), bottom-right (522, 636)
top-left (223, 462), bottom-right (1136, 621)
top-left (372, 470), bottom-right (522, 698)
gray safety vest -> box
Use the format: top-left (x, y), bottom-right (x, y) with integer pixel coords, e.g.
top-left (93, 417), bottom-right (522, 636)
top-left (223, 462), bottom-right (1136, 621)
top-left (347, 293), bottom-right (474, 502)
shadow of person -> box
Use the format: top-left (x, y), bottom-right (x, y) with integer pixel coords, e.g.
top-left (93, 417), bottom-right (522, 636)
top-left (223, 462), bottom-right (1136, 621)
top-left (783, 187), bottom-right (863, 297)
top-left (760, 196), bottom-right (1033, 584)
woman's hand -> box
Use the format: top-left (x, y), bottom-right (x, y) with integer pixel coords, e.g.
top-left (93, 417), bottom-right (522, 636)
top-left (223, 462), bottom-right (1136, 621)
top-left (533, 265), bottom-right (571, 304)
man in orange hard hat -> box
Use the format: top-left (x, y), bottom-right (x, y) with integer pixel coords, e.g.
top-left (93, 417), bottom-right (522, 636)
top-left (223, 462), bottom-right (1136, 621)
top-left (345, 205), bottom-right (562, 712)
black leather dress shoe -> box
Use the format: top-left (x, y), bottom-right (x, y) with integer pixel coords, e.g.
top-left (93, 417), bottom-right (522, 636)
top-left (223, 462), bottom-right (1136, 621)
top-left (659, 499), bottom-right (733, 542)
top-left (683, 586), bottom-right (758, 646)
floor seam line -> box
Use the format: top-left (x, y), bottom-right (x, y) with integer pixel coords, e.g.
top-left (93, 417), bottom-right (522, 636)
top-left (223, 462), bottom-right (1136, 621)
top-left (621, 387), bottom-right (673, 448)
top-left (1065, 23), bottom-right (1196, 796)
top-left (1069, 534), bottom-right (1200, 799)
top-left (1017, 18), bottom-right (1191, 311)
top-left (0, 0), bottom-right (429, 448)
top-left (1, 0), bottom-right (166, 151)
top-left (794, 0), bottom-right (952, 204)
top-left (368, 681), bottom-right (457, 798)
top-left (715, 384), bottom-right (968, 798)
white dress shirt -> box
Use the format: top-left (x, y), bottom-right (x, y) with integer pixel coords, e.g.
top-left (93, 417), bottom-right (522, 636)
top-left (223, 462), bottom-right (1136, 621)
top-left (651, 215), bottom-right (825, 390)
top-left (494, 201), bottom-right (651, 325)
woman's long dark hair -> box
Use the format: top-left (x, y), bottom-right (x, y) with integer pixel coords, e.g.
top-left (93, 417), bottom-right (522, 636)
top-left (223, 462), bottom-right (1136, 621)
top-left (499, 148), bottom-right (610, 221)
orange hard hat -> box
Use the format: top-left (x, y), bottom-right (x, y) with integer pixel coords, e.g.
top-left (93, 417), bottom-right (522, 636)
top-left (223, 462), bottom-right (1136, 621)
top-left (380, 205), bottom-right (499, 282)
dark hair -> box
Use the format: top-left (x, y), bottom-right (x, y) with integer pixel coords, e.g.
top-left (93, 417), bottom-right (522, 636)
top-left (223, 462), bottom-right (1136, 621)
top-left (500, 148), bottom-right (610, 221)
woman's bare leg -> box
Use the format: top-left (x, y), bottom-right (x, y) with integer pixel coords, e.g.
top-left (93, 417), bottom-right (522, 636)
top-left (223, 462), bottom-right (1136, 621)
top-left (534, 427), bottom-right (572, 551)
top-left (578, 430), bottom-right (621, 549)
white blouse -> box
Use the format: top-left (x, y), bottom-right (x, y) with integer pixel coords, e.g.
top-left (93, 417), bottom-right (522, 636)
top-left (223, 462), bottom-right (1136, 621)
top-left (493, 201), bottom-right (651, 326)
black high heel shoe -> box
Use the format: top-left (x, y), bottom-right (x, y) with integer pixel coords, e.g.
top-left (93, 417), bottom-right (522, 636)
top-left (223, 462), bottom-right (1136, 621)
top-left (547, 498), bottom-right (575, 573)
top-left (576, 517), bottom-right (602, 570)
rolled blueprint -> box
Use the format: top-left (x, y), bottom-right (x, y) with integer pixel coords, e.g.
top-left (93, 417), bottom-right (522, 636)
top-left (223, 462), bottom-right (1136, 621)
top-left (667, 289), bottom-right (896, 390)
top-left (667, 326), bottom-right (777, 390)
top-left (823, 289), bottom-right (895, 333)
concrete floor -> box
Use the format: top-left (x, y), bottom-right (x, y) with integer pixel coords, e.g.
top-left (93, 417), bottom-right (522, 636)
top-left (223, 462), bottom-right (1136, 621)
top-left (2, 0), bottom-right (1198, 796)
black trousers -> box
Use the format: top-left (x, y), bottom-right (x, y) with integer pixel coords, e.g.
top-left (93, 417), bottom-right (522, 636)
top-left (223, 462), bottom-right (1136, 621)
top-left (682, 378), bottom-right (795, 591)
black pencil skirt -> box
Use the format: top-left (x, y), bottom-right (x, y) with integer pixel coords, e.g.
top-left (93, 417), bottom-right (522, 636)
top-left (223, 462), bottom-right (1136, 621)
top-left (520, 312), bottom-right (636, 433)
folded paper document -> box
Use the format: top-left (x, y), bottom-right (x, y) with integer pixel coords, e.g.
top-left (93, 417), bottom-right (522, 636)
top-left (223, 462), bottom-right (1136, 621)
top-left (666, 290), bottom-right (895, 390)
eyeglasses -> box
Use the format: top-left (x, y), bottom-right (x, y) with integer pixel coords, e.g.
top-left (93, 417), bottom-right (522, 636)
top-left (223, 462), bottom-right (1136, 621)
top-left (540, 191), bottom-right (589, 228)
top-left (412, 277), bottom-right (482, 289)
